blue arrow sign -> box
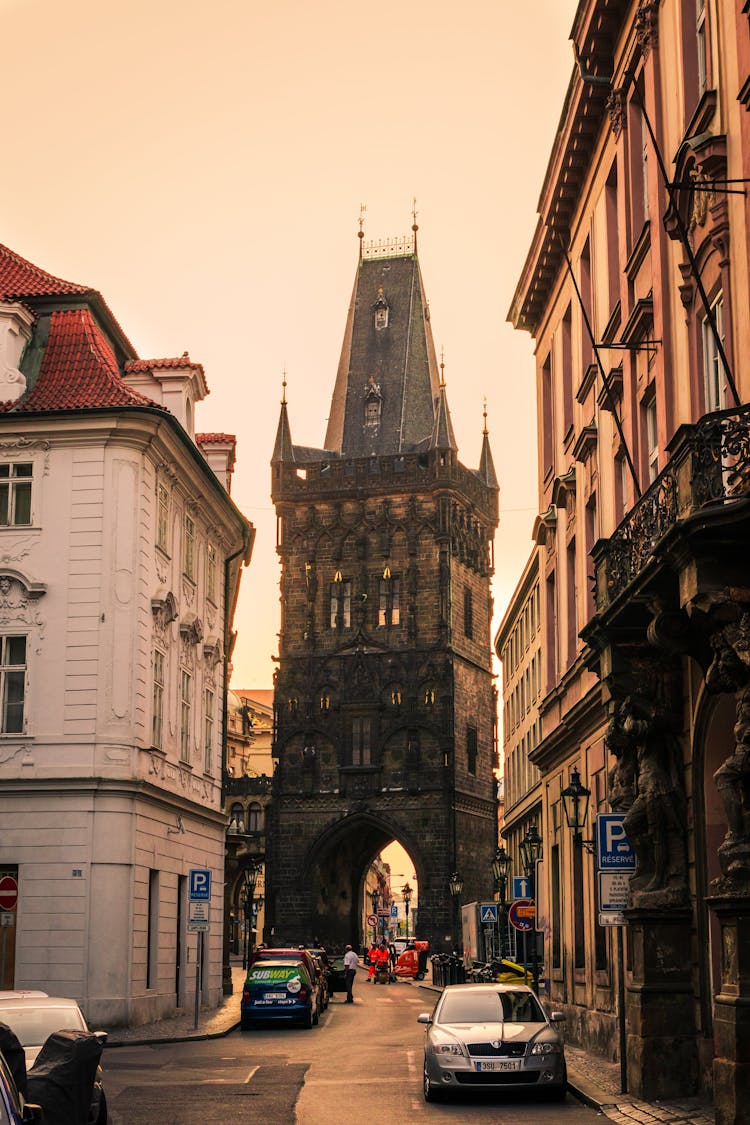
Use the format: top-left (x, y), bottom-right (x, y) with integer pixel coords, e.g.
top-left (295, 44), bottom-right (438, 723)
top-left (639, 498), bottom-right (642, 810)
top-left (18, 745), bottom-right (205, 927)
top-left (512, 876), bottom-right (532, 899)
top-left (480, 903), bottom-right (498, 924)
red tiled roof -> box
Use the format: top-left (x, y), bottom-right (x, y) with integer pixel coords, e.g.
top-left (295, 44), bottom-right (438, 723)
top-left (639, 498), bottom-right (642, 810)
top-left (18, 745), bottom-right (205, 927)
top-left (125, 355), bottom-right (205, 375)
top-left (18, 309), bottom-right (158, 412)
top-left (0, 243), bottom-right (90, 300)
top-left (196, 433), bottom-right (237, 444)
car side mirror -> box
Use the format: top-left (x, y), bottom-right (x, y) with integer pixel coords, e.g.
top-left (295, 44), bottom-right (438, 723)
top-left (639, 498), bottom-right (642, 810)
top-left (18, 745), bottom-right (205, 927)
top-left (94, 1030), bottom-right (108, 1045)
top-left (549, 1012), bottom-right (566, 1022)
top-left (23, 1106), bottom-right (45, 1123)
top-left (417, 1013), bottom-right (432, 1024)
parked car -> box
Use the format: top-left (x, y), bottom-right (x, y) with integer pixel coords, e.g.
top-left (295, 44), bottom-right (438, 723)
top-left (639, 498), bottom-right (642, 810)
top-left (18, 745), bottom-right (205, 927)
top-left (0, 1046), bottom-right (43, 1124)
top-left (241, 960), bottom-right (319, 1030)
top-left (0, 994), bottom-right (107, 1123)
top-left (418, 983), bottom-right (567, 1103)
top-left (325, 953), bottom-right (348, 994)
top-left (253, 949), bottom-right (325, 1020)
top-left (305, 950), bottom-right (331, 1010)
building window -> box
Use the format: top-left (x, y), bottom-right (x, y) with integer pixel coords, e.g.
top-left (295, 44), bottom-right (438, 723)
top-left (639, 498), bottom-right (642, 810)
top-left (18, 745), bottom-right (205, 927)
top-left (230, 802), bottom-right (244, 831)
top-left (551, 843), bottom-right (562, 970)
top-left (180, 670), bottom-right (192, 763)
top-left (463, 587), bottom-right (474, 640)
top-left (703, 296), bottom-right (725, 413)
top-left (645, 395), bottom-right (658, 483)
top-left (204, 688), bottom-right (214, 773)
top-left (351, 716), bottom-right (371, 766)
top-left (156, 484), bottom-right (169, 551)
top-left (330, 580), bottom-right (351, 629)
top-left (147, 870), bottom-right (159, 990)
top-left (0, 635), bottom-right (26, 734)
top-left (573, 840), bottom-right (586, 969)
top-left (378, 576), bottom-right (400, 627)
top-left (183, 514), bottom-right (195, 580)
top-left (0, 463), bottom-right (32, 527)
top-left (467, 725), bottom-right (477, 775)
top-left (641, 107), bottom-right (650, 223)
top-left (696, 0), bottom-right (707, 97)
top-left (152, 649), bottom-right (165, 749)
top-left (207, 543), bottom-right (217, 603)
top-left (248, 802), bottom-right (263, 832)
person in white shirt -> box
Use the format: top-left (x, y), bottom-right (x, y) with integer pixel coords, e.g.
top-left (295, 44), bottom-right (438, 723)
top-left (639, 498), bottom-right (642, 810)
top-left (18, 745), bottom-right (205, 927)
top-left (343, 944), bottom-right (359, 1003)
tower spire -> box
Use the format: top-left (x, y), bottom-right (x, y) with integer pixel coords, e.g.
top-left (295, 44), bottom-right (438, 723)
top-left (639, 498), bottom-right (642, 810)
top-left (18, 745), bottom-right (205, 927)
top-left (358, 203), bottom-right (366, 260)
top-left (478, 398), bottom-right (498, 488)
top-left (272, 369), bottom-right (295, 464)
top-left (431, 351), bottom-right (457, 453)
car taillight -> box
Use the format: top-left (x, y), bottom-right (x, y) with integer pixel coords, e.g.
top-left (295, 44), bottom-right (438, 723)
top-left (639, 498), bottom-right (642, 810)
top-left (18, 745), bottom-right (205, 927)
top-left (298, 987), bottom-right (309, 1002)
top-left (242, 987), bottom-right (250, 1002)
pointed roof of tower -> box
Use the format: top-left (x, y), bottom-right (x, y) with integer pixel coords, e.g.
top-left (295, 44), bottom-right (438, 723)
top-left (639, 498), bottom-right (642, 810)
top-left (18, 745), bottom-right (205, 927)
top-left (477, 403), bottom-right (498, 489)
top-left (430, 358), bottom-right (457, 452)
top-left (324, 227), bottom-right (442, 457)
top-left (271, 376), bottom-right (295, 464)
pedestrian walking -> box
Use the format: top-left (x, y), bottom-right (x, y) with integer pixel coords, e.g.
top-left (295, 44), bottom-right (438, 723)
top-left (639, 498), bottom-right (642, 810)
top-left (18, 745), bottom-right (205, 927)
top-left (343, 944), bottom-right (359, 1003)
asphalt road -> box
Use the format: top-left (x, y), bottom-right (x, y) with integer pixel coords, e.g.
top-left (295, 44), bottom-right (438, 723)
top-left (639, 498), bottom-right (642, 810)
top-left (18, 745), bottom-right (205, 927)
top-left (105, 974), bottom-right (602, 1124)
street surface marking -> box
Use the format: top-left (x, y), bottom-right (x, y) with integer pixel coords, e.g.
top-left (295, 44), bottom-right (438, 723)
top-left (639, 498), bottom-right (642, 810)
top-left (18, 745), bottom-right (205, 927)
top-left (244, 1065), bottom-right (259, 1083)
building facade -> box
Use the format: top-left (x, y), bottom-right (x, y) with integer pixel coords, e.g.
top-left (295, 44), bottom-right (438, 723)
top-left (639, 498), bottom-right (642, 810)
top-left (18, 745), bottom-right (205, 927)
top-left (267, 227), bottom-right (499, 952)
top-left (508, 1), bottom-right (750, 1117)
top-left (0, 243), bottom-right (252, 1026)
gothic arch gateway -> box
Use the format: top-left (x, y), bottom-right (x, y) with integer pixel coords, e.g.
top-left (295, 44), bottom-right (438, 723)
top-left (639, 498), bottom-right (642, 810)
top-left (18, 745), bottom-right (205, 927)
top-left (266, 229), bottom-right (499, 951)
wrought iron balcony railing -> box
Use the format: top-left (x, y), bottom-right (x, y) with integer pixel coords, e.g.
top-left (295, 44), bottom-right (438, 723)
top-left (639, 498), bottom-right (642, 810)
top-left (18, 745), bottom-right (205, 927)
top-left (594, 403), bottom-right (750, 610)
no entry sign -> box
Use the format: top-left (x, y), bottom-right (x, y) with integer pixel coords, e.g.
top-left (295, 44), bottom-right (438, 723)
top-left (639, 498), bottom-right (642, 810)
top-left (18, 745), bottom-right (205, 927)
top-left (0, 875), bottom-right (18, 912)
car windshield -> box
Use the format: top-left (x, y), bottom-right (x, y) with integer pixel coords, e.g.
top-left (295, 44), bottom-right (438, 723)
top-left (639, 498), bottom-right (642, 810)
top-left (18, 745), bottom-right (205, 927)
top-left (0, 1004), bottom-right (86, 1046)
top-left (439, 990), bottom-right (545, 1025)
top-left (247, 965), bottom-right (306, 986)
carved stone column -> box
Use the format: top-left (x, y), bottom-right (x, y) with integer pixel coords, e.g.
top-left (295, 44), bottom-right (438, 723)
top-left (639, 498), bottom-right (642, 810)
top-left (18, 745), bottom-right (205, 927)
top-left (605, 651), bottom-right (698, 1098)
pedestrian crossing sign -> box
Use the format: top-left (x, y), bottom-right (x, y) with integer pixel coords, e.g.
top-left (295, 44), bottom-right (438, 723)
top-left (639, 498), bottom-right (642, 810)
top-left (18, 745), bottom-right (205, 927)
top-left (480, 903), bottom-right (498, 923)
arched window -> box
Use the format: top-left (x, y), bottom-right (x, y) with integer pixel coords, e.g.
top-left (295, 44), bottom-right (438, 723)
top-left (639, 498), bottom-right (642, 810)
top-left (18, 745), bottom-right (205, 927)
top-left (230, 802), bottom-right (245, 831)
top-left (247, 802), bottom-right (263, 832)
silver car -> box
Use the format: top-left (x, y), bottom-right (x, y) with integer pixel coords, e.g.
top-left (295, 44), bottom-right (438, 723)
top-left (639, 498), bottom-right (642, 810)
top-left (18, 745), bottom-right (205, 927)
top-left (418, 983), bottom-right (567, 1102)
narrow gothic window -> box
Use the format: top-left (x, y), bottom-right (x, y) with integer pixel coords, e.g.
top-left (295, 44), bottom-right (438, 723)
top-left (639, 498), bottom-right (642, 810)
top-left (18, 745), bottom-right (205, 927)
top-left (351, 716), bottom-right (371, 766)
top-left (467, 725), bottom-right (478, 775)
top-left (330, 580), bottom-right (351, 629)
top-left (366, 398), bottom-right (381, 426)
top-left (463, 587), bottom-right (474, 640)
top-left (378, 576), bottom-right (400, 626)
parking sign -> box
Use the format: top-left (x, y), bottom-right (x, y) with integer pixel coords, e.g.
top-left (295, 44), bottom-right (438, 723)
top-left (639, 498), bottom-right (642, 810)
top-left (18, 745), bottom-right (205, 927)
top-left (596, 814), bottom-right (635, 872)
top-left (189, 869), bottom-right (212, 901)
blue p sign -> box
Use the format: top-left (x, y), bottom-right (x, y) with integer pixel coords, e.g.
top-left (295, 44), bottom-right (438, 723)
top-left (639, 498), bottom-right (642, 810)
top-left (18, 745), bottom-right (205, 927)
top-left (189, 869), bottom-right (212, 900)
top-left (596, 814), bottom-right (635, 872)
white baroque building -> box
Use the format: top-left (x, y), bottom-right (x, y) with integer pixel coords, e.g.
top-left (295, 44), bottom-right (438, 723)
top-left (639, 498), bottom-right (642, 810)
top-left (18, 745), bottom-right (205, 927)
top-left (0, 244), bottom-right (253, 1027)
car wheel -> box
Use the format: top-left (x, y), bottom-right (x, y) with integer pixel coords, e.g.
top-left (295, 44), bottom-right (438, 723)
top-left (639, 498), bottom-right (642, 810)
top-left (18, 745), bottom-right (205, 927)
top-left (313, 1006), bottom-right (320, 1026)
top-left (423, 1066), bottom-right (443, 1103)
top-left (416, 971), bottom-right (425, 980)
top-left (546, 1084), bottom-right (567, 1102)
top-left (303, 1007), bottom-right (314, 1029)
top-left (240, 1017), bottom-right (253, 1031)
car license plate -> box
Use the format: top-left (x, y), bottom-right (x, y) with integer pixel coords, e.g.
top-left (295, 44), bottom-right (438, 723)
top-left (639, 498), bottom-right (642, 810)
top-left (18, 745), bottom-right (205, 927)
top-left (265, 992), bottom-right (287, 1000)
top-left (475, 1060), bottom-right (521, 1072)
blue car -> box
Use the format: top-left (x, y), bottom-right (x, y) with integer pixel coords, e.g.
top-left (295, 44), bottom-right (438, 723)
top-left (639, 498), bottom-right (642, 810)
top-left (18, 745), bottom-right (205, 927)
top-left (0, 1048), bottom-right (43, 1124)
top-left (241, 960), bottom-right (318, 1030)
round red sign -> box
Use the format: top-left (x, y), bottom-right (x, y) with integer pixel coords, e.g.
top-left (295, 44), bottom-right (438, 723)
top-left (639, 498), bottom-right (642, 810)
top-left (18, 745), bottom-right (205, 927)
top-left (508, 897), bottom-right (535, 932)
top-left (0, 875), bottom-right (18, 912)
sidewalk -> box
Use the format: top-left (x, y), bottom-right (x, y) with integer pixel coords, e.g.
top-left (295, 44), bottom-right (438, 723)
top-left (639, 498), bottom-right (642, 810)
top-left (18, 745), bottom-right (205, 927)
top-left (417, 977), bottom-right (715, 1125)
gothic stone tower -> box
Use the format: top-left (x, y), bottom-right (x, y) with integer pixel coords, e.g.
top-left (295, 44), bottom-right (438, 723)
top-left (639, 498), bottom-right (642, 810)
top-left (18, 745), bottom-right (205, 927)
top-left (267, 229), bottom-right (499, 951)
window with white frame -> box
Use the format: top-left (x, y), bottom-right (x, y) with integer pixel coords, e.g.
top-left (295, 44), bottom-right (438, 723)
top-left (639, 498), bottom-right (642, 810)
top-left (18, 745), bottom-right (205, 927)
top-left (645, 396), bottom-right (659, 483)
top-left (0, 635), bottom-right (26, 734)
top-left (180, 669), bottom-right (192, 763)
top-left (0, 463), bottom-right (33, 527)
top-left (696, 0), bottom-right (707, 97)
top-left (152, 649), bottom-right (165, 748)
top-left (703, 296), bottom-right (725, 413)
top-left (204, 688), bottom-right (214, 773)
top-left (207, 543), bottom-right (217, 603)
top-left (156, 484), bottom-right (169, 551)
top-left (183, 514), bottom-right (195, 580)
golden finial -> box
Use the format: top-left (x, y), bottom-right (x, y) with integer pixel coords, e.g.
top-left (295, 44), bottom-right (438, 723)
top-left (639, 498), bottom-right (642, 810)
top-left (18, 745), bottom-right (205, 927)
top-left (440, 346), bottom-right (446, 387)
top-left (483, 396), bottom-right (488, 435)
top-left (412, 196), bottom-right (419, 253)
top-left (281, 367), bottom-right (287, 405)
top-left (358, 203), bottom-right (366, 257)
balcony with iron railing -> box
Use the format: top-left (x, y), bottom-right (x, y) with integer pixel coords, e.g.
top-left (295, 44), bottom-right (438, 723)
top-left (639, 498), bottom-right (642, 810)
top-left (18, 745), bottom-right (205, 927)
top-left (593, 403), bottom-right (750, 612)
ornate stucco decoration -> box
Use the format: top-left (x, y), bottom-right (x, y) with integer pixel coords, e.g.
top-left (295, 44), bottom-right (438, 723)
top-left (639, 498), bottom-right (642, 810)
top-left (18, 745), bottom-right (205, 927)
top-left (635, 1), bottom-right (659, 56)
top-left (606, 88), bottom-right (626, 138)
top-left (0, 438), bottom-right (51, 476)
top-left (0, 303), bottom-right (34, 404)
top-left (180, 614), bottom-right (203, 646)
top-left (151, 590), bottom-right (178, 633)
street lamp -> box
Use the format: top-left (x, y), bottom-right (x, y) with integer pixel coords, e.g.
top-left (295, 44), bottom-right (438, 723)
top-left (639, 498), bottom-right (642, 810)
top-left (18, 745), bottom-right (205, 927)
top-left (561, 766), bottom-right (594, 851)
top-left (402, 882), bottom-right (412, 939)
top-left (519, 826), bottom-right (542, 995)
top-left (448, 871), bottom-right (463, 951)
top-left (492, 845), bottom-right (511, 959)
top-left (241, 861), bottom-right (259, 971)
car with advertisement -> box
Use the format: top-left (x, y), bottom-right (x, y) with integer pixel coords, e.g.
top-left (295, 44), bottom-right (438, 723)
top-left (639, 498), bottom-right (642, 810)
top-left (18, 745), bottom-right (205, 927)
top-left (241, 960), bottom-right (319, 1030)
top-left (252, 948), bottom-right (325, 1019)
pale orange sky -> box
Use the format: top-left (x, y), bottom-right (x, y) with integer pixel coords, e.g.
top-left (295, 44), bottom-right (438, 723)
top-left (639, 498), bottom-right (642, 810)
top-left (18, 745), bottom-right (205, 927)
top-left (1, 0), bottom-right (578, 688)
